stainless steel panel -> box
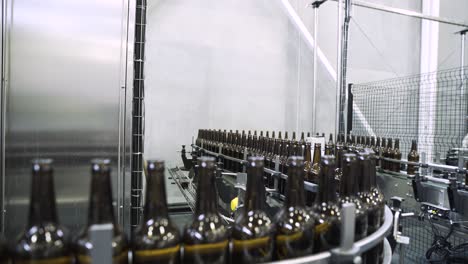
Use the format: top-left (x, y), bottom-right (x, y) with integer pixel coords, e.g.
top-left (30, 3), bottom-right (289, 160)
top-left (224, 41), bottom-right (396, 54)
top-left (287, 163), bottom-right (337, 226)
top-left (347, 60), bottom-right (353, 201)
top-left (0, 0), bottom-right (6, 232)
top-left (3, 0), bottom-right (132, 238)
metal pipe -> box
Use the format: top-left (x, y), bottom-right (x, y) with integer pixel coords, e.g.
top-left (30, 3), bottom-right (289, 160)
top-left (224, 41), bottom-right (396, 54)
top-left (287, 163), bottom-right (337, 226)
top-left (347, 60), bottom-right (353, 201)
top-left (461, 32), bottom-right (465, 70)
top-left (312, 6), bottom-right (318, 134)
top-left (461, 32), bottom-right (466, 143)
top-left (331, 0), bottom-right (468, 28)
top-left (0, 0), bottom-right (9, 234)
top-left (335, 0), bottom-right (343, 138)
top-left (279, 0), bottom-right (337, 80)
top-left (378, 155), bottom-right (466, 173)
top-left (341, 0), bottom-right (351, 136)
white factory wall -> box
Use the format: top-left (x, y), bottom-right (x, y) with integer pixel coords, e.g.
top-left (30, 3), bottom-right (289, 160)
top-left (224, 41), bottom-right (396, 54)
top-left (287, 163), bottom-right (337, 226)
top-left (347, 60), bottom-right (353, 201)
top-left (145, 0), bottom-right (316, 164)
top-left (438, 0), bottom-right (468, 69)
top-left (145, 0), bottom-right (468, 164)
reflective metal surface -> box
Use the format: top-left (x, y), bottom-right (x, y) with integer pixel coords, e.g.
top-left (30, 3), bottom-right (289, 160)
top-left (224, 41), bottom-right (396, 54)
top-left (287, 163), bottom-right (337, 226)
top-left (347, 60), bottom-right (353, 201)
top-left (2, 0), bottom-right (133, 237)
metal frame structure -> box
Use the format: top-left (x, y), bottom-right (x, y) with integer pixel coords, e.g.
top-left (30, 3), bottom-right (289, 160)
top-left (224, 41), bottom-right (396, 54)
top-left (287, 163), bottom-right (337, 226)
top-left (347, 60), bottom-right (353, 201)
top-left (318, 0), bottom-right (468, 139)
top-left (130, 0), bottom-right (146, 234)
top-left (0, 0), bottom-right (6, 232)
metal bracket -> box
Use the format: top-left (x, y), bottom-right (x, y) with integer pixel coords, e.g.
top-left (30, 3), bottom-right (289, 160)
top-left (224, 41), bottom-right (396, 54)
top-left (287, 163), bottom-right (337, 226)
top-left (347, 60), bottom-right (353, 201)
top-left (90, 224), bottom-right (114, 264)
top-left (331, 203), bottom-right (362, 264)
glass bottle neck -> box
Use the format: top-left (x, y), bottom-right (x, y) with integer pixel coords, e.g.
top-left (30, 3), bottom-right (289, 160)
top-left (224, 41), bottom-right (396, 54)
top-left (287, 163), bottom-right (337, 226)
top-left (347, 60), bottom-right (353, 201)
top-left (286, 166), bottom-right (306, 207)
top-left (195, 167), bottom-right (218, 215)
top-left (316, 162), bottom-right (337, 203)
top-left (340, 158), bottom-right (358, 196)
top-left (144, 170), bottom-right (169, 221)
top-left (88, 171), bottom-right (116, 226)
top-left (28, 170), bottom-right (58, 227)
top-left (312, 145), bottom-right (321, 163)
top-left (411, 141), bottom-right (418, 151)
top-left (244, 167), bottom-right (266, 212)
top-left (304, 144), bottom-right (312, 162)
top-left (369, 156), bottom-right (378, 188)
top-left (358, 157), bottom-right (371, 193)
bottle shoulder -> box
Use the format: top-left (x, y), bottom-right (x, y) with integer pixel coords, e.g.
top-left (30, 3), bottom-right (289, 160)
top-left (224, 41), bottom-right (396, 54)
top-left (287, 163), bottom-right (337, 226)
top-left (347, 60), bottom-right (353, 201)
top-left (14, 223), bottom-right (71, 259)
top-left (311, 202), bottom-right (341, 222)
top-left (133, 218), bottom-right (181, 250)
top-left (275, 207), bottom-right (315, 234)
top-left (337, 196), bottom-right (368, 215)
top-left (184, 213), bottom-right (229, 244)
top-left (74, 224), bottom-right (128, 255)
top-left (232, 210), bottom-right (274, 239)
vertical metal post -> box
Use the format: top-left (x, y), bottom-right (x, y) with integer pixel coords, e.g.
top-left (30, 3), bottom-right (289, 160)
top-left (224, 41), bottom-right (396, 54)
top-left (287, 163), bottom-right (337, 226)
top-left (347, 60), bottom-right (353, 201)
top-left (312, 6), bottom-right (318, 134)
top-left (131, 0), bottom-right (147, 234)
top-left (460, 31), bottom-right (466, 139)
top-left (0, 0), bottom-right (8, 233)
top-left (90, 224), bottom-right (114, 264)
top-left (341, 0), bottom-right (351, 137)
top-left (461, 31), bottom-right (465, 70)
top-left (335, 0), bottom-right (343, 139)
top-left (418, 1), bottom-right (440, 161)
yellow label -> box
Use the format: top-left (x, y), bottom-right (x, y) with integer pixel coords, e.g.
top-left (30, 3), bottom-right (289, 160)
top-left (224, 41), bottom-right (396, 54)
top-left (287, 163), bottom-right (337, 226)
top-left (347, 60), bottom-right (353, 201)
top-left (76, 250), bottom-right (128, 264)
top-left (232, 237), bottom-right (271, 250)
top-left (134, 245), bottom-right (180, 258)
top-left (315, 222), bottom-right (330, 234)
top-left (14, 256), bottom-right (73, 264)
top-left (275, 231), bottom-right (304, 243)
top-left (184, 240), bottom-right (228, 254)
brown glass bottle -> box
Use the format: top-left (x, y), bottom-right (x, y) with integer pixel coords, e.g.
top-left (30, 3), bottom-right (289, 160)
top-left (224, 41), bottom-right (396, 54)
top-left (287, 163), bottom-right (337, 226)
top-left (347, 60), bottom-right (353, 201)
top-left (183, 157), bottom-right (229, 264)
top-left (265, 138), bottom-right (275, 188)
top-left (223, 132), bottom-right (232, 171)
top-left (299, 132), bottom-right (306, 157)
top-left (231, 157), bottom-right (274, 263)
top-left (369, 153), bottom-right (386, 263)
top-left (275, 157), bottom-right (315, 260)
top-left (252, 133), bottom-right (259, 156)
top-left (75, 159), bottom-right (129, 264)
top-left (0, 237), bottom-right (8, 264)
top-left (13, 159), bottom-right (73, 264)
top-left (303, 142), bottom-right (315, 206)
top-left (246, 133), bottom-right (253, 159)
top-left (334, 136), bottom-right (345, 190)
top-left (325, 134), bottom-right (334, 155)
top-left (384, 138), bottom-right (394, 170)
top-left (373, 137), bottom-right (380, 156)
top-left (407, 140), bottom-right (419, 176)
top-left (132, 161), bottom-right (180, 264)
top-left (357, 153), bottom-right (383, 264)
top-left (312, 156), bottom-right (341, 252)
top-left (310, 143), bottom-right (321, 183)
top-left (380, 138), bottom-right (387, 168)
top-left (196, 129), bottom-right (202, 147)
top-left (370, 137), bottom-right (376, 151)
top-left (279, 139), bottom-right (290, 195)
top-left (393, 139), bottom-right (402, 172)
top-left (237, 132), bottom-right (247, 172)
top-left (339, 154), bottom-right (368, 241)
top-left (303, 142), bottom-right (313, 181)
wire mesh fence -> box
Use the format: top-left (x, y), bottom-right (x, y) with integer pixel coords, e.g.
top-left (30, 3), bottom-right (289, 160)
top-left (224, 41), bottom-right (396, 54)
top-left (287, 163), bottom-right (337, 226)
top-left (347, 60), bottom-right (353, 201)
top-left (351, 67), bottom-right (468, 162)
top-left (399, 214), bottom-right (468, 263)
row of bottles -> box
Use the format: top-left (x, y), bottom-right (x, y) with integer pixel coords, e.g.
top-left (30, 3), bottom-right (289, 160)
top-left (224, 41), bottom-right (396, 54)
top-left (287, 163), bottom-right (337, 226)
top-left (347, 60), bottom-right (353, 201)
top-left (196, 129), bottom-right (420, 177)
top-left (2, 152), bottom-right (385, 264)
top-left (195, 129), bottom-right (333, 197)
top-left (3, 159), bottom-right (127, 264)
